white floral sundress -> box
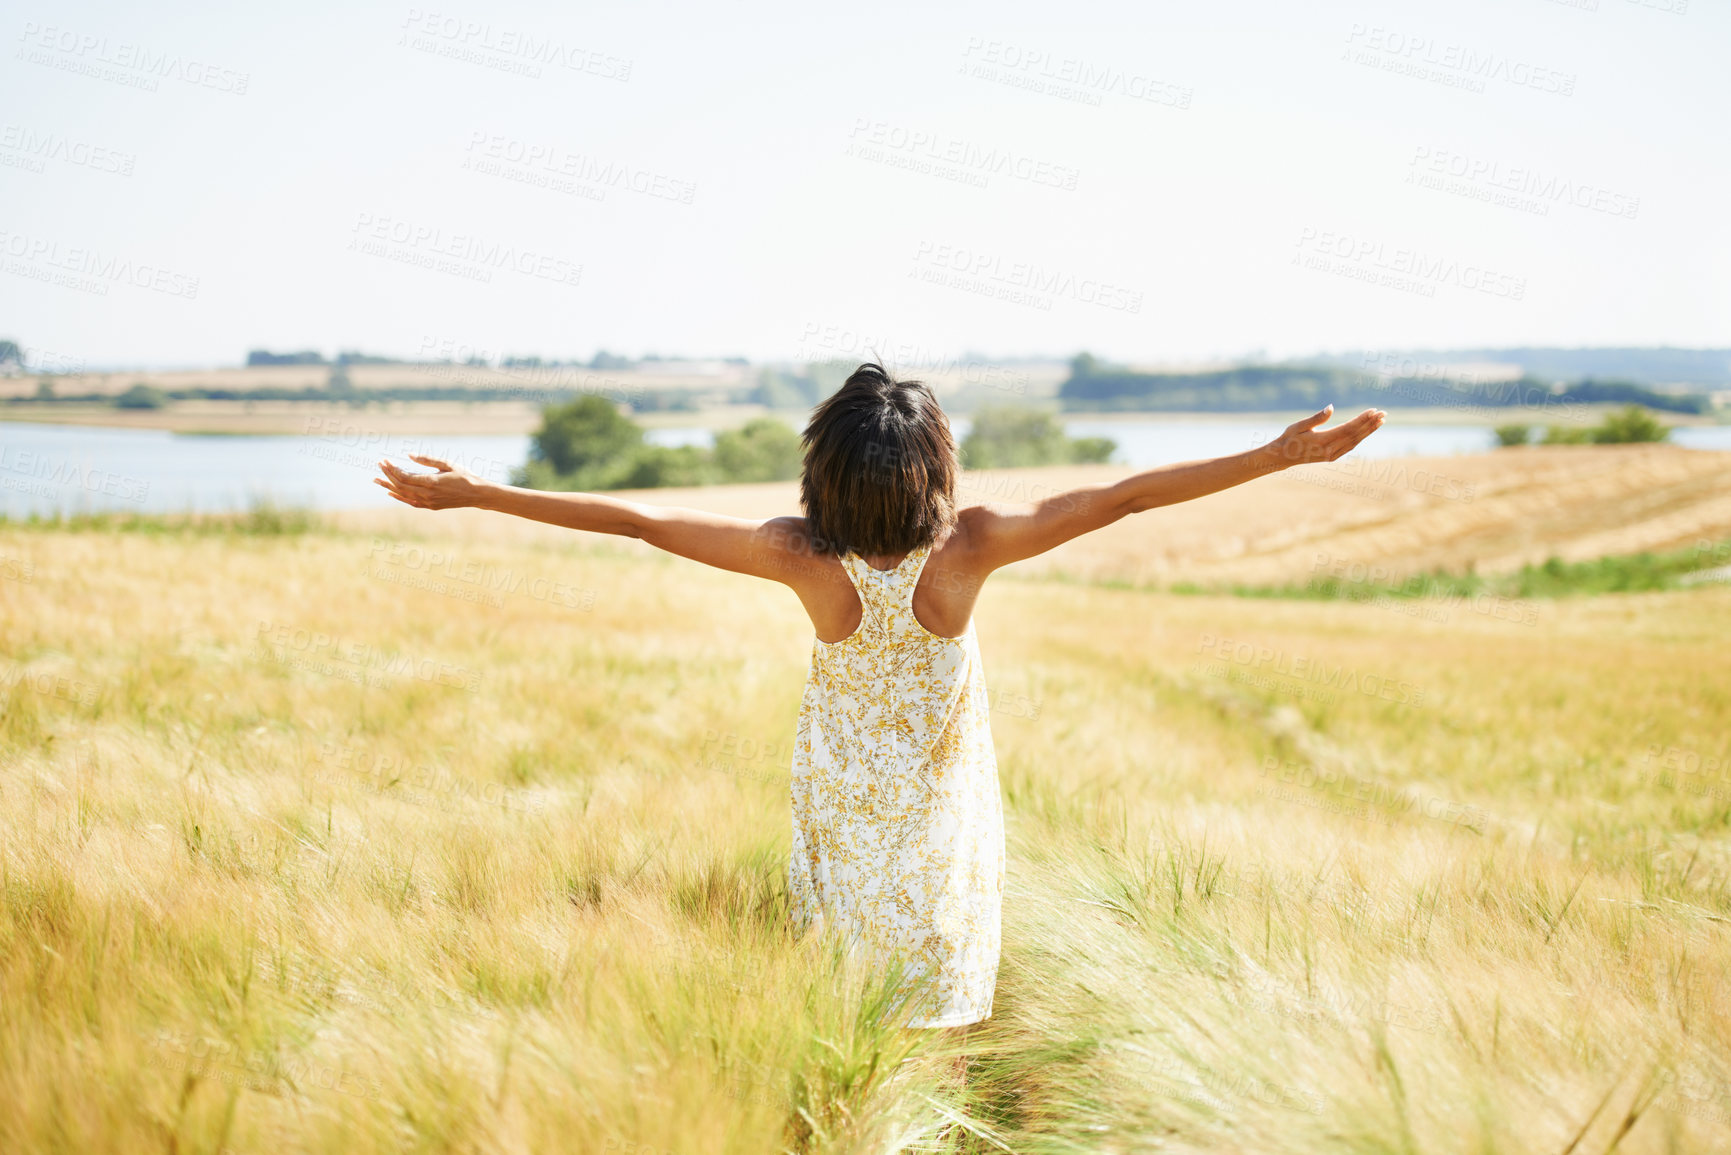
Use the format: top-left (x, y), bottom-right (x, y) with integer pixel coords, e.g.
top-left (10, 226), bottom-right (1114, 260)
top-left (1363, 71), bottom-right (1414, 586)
top-left (788, 541), bottom-right (1005, 1028)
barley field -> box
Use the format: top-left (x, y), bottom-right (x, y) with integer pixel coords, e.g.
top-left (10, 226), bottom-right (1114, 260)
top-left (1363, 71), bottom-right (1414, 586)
top-left (2, 456), bottom-right (1729, 1153)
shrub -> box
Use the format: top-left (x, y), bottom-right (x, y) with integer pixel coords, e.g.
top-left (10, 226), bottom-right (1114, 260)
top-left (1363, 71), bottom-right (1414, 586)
top-left (612, 444), bottom-right (712, 489)
top-left (1068, 436), bottom-right (1116, 464)
top-left (1493, 424), bottom-right (1531, 448)
top-left (1544, 406), bottom-right (1669, 446)
top-left (516, 399), bottom-right (803, 490)
top-left (711, 418), bottom-right (803, 483)
top-left (1590, 405), bottom-right (1670, 444)
top-left (113, 384), bottom-right (168, 409)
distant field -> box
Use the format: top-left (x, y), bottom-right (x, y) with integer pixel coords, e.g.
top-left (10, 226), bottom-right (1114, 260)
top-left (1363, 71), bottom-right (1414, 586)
top-left (5, 356), bottom-right (1723, 437)
top-left (0, 361), bottom-right (1073, 405)
top-left (0, 362), bottom-right (750, 399)
top-left (1, 504), bottom-right (1727, 1153)
top-left (5, 396), bottom-right (1723, 435)
top-left (0, 399), bottom-right (557, 435)
top-left (0, 359), bottom-right (1078, 434)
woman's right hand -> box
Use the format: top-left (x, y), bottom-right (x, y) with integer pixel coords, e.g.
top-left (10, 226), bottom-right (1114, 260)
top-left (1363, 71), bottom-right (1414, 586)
top-left (374, 455), bottom-right (491, 510)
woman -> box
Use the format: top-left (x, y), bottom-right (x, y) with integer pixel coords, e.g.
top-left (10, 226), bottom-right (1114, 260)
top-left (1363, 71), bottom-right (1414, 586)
top-left (374, 362), bottom-right (1385, 1032)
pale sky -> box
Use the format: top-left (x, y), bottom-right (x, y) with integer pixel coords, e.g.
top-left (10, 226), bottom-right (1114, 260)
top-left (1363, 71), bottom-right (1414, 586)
top-left (2, 0), bottom-right (1725, 370)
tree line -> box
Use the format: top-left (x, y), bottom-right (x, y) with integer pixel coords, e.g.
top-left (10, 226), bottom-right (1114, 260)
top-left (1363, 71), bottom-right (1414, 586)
top-left (516, 396), bottom-right (1115, 491)
top-left (1059, 354), bottom-right (1712, 415)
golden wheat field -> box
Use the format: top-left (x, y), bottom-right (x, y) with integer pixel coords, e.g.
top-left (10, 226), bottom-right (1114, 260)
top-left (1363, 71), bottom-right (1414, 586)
top-left (2, 454), bottom-right (1730, 1153)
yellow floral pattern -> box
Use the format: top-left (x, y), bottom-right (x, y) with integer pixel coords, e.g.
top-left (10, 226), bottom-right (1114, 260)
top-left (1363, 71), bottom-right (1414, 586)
top-left (788, 542), bottom-right (1005, 1028)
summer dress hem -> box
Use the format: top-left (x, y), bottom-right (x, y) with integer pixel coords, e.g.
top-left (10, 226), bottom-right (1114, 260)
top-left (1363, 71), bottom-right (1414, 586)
top-left (906, 1009), bottom-right (992, 1029)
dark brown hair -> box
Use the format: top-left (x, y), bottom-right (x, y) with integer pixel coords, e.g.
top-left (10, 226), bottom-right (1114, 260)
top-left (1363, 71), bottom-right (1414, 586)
top-left (799, 363), bottom-right (958, 557)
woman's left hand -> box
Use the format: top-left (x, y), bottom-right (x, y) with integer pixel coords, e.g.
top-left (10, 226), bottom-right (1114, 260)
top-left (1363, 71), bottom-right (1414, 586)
top-left (1266, 405), bottom-right (1387, 468)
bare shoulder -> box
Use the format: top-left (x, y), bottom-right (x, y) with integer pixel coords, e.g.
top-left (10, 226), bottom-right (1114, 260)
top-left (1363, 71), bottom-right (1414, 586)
top-left (749, 514), bottom-right (837, 582)
top-left (938, 506), bottom-right (995, 559)
top-left (944, 484), bottom-right (1127, 571)
top-left (756, 513), bottom-right (815, 551)
top-left (923, 510), bottom-right (995, 586)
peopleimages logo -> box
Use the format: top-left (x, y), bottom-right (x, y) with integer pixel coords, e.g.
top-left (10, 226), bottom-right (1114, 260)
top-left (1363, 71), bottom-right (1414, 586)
top-left (463, 132), bottom-right (695, 204)
top-left (347, 212), bottom-right (582, 288)
top-left (1194, 633), bottom-right (1427, 707)
top-left (398, 9), bottom-right (632, 81)
top-left (910, 240), bottom-right (1143, 313)
top-left (957, 37), bottom-right (1193, 110)
top-left (0, 228), bottom-right (199, 299)
top-left (846, 118), bottom-right (1080, 191)
top-left (1407, 146), bottom-right (1640, 220)
top-left (366, 539), bottom-right (598, 611)
top-left (0, 123), bottom-right (137, 176)
top-left (16, 21), bottom-right (252, 94)
top-left (0, 443), bottom-right (151, 501)
top-left (1342, 24), bottom-right (1577, 96)
top-left (253, 620), bottom-right (484, 692)
top-left (1293, 227), bottom-right (1526, 301)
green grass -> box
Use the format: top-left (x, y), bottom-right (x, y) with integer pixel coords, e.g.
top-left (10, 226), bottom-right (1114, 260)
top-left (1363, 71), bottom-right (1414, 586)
top-left (1175, 539), bottom-right (1731, 602)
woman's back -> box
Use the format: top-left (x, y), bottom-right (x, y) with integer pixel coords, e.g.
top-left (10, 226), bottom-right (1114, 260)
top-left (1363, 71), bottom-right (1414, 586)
top-left (787, 540), bottom-right (1005, 1029)
top-left (793, 514), bottom-right (987, 645)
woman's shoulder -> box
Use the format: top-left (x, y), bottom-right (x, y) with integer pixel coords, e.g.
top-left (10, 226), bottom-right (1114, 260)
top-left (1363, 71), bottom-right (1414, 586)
top-left (929, 513), bottom-right (990, 566)
top-left (758, 514), bottom-right (828, 558)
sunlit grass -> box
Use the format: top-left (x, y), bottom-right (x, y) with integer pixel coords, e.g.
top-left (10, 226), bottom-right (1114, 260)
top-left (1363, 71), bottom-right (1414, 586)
top-left (1, 515), bottom-right (1728, 1152)
top-left (1, 505), bottom-right (324, 537)
top-left (1173, 538), bottom-right (1731, 601)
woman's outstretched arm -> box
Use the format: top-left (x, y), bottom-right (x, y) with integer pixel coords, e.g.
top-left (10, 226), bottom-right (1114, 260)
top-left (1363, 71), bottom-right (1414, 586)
top-left (373, 456), bottom-right (811, 583)
top-left (963, 405), bottom-right (1386, 571)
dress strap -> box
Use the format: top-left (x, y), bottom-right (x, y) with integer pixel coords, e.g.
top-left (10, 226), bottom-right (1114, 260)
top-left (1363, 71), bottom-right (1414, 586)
top-left (895, 542), bottom-right (935, 609)
top-left (839, 542), bottom-right (934, 626)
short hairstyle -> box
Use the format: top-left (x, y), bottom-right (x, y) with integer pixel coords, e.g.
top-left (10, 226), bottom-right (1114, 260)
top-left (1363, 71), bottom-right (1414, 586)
top-left (799, 363), bottom-right (958, 557)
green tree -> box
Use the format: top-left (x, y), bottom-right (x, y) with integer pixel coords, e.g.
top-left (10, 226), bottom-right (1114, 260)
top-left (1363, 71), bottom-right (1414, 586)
top-left (515, 395), bottom-right (747, 491)
top-left (520, 394), bottom-right (646, 488)
top-left (961, 406), bottom-right (1116, 469)
top-left (711, 418), bottom-right (802, 483)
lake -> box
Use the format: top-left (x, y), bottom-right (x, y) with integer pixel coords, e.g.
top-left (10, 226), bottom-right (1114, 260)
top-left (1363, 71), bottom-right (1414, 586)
top-left (3, 418), bottom-right (1729, 518)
